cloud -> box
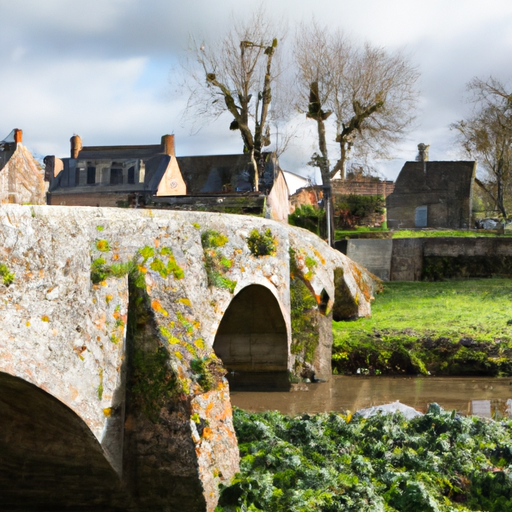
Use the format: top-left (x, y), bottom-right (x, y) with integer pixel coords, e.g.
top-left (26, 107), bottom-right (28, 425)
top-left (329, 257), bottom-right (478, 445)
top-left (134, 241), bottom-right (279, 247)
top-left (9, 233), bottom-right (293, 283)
top-left (2, 0), bottom-right (512, 177)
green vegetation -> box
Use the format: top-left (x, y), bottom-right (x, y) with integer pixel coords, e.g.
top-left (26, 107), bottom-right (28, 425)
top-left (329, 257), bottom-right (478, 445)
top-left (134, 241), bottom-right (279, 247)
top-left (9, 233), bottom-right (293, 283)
top-left (97, 369), bottom-right (104, 400)
top-left (216, 407), bottom-right (512, 511)
top-left (0, 262), bottom-right (15, 286)
top-left (90, 258), bottom-right (137, 284)
top-left (335, 228), bottom-right (512, 239)
top-left (132, 345), bottom-right (178, 422)
top-left (423, 256), bottom-right (512, 280)
top-left (190, 356), bottom-right (217, 392)
top-left (393, 230), bottom-right (512, 239)
top-left (201, 229), bottom-right (229, 248)
top-left (334, 194), bottom-right (385, 229)
top-left (290, 249), bottom-right (319, 370)
top-left (289, 204), bottom-right (326, 238)
top-left (201, 229), bottom-right (237, 293)
top-left (247, 228), bottom-right (276, 257)
top-left (333, 279), bottom-right (512, 376)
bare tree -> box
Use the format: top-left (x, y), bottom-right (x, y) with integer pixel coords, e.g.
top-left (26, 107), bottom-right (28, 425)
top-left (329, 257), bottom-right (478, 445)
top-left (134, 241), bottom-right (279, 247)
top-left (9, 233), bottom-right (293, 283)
top-left (181, 10), bottom-right (285, 191)
top-left (451, 76), bottom-right (512, 219)
top-left (295, 23), bottom-right (419, 244)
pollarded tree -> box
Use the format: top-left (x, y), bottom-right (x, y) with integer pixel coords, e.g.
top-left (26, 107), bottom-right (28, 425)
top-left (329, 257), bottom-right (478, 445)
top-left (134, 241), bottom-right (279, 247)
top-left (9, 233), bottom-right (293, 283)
top-left (295, 23), bottom-right (419, 182)
top-left (451, 76), bottom-right (512, 220)
top-left (295, 23), bottom-right (419, 244)
top-left (181, 10), bottom-right (284, 192)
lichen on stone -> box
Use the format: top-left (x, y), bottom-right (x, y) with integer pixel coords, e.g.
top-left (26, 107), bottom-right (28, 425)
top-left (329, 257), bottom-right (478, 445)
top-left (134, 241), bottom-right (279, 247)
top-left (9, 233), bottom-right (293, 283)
top-left (0, 263), bottom-right (15, 286)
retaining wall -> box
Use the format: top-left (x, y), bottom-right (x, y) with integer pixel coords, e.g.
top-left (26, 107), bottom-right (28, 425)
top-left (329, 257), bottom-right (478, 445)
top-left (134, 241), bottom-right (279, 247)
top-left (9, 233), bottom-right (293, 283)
top-left (338, 237), bottom-right (512, 281)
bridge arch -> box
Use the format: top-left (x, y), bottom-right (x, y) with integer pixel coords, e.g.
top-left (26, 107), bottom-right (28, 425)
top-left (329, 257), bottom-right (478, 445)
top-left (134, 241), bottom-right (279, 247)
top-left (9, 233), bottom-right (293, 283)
top-left (0, 372), bottom-right (130, 510)
top-left (213, 284), bottom-right (290, 390)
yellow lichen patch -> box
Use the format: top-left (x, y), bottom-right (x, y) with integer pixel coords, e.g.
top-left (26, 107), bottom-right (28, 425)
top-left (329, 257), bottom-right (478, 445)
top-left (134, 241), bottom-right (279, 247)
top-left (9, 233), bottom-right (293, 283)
top-left (106, 294), bottom-right (113, 304)
top-left (151, 299), bottom-right (169, 316)
top-left (112, 253), bottom-right (120, 261)
top-left (96, 239), bottom-right (110, 252)
top-left (178, 297), bottom-right (191, 307)
top-left (25, 321), bottom-right (30, 327)
top-left (41, 315), bottom-right (49, 322)
top-left (313, 248), bottom-right (326, 265)
top-left (138, 265), bottom-right (147, 273)
top-left (201, 426), bottom-right (213, 440)
top-left (103, 408), bottom-right (112, 417)
top-left (174, 351), bottom-right (183, 359)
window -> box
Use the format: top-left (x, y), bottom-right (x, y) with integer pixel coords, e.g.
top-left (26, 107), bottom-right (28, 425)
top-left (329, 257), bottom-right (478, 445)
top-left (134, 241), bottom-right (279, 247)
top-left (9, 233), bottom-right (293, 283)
top-left (110, 168), bottom-right (123, 185)
top-left (87, 166), bottom-right (96, 185)
top-left (127, 166), bottom-right (135, 184)
top-left (75, 168), bottom-right (83, 186)
top-left (415, 206), bottom-right (428, 227)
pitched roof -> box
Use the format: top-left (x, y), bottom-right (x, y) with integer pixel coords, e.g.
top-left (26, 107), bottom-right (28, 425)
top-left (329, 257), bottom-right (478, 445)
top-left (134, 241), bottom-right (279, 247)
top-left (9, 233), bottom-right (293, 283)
top-left (177, 152), bottom-right (276, 194)
top-left (393, 161), bottom-right (476, 195)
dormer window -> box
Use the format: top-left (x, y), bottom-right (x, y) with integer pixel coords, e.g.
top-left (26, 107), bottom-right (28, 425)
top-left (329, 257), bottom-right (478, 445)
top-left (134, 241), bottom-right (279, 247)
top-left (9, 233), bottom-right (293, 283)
top-left (110, 168), bottom-right (123, 185)
top-left (127, 166), bottom-right (135, 184)
top-left (87, 166), bottom-right (96, 184)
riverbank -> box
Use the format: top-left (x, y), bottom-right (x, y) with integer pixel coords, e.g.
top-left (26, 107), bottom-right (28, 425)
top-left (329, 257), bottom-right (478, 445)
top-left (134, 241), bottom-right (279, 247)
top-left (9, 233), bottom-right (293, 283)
top-left (216, 407), bottom-right (512, 511)
top-left (332, 279), bottom-right (512, 376)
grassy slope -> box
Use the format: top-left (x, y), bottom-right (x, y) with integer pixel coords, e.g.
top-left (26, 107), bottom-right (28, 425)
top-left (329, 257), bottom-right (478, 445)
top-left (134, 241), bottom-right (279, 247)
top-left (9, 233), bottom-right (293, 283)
top-left (332, 279), bottom-right (512, 376)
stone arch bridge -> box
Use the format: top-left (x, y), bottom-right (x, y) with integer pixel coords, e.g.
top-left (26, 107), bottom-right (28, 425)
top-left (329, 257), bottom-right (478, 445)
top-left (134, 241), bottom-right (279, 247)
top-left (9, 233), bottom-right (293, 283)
top-left (0, 205), bottom-right (376, 512)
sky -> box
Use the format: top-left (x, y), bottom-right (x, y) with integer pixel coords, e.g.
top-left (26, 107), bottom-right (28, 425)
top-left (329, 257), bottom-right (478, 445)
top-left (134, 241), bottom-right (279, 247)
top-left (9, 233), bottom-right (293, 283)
top-left (1, 0), bottom-right (512, 182)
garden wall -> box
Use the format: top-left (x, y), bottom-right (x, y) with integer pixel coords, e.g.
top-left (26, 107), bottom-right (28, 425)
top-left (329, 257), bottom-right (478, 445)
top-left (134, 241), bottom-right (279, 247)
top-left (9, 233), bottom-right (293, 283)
top-left (339, 237), bottom-right (512, 281)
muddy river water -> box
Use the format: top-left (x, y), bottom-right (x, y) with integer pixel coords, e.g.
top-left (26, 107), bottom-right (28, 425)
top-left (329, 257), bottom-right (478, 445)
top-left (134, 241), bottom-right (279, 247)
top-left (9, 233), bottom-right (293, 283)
top-left (230, 376), bottom-right (512, 418)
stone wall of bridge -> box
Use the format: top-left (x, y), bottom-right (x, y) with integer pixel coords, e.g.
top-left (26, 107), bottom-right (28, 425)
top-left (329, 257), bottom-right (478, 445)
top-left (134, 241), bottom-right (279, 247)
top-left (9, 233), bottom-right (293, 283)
top-left (0, 204), bottom-right (376, 511)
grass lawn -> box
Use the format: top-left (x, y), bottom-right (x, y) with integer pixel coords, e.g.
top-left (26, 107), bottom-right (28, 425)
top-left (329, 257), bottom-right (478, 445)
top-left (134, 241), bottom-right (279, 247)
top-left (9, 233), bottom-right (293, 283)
top-left (392, 229), bottom-right (512, 238)
top-left (332, 279), bottom-right (512, 376)
top-left (335, 228), bottom-right (512, 239)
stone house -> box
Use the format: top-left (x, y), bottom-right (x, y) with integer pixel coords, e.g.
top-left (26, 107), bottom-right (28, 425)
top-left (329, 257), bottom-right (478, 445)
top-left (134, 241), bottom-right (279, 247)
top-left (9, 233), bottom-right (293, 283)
top-left (45, 134), bottom-right (290, 221)
top-left (386, 154), bottom-right (476, 229)
top-left (0, 129), bottom-right (47, 205)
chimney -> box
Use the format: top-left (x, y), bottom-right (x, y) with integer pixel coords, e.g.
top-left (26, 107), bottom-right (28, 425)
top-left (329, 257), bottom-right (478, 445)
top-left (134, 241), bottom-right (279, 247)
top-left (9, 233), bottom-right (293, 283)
top-left (161, 134), bottom-right (175, 156)
top-left (14, 129), bottom-right (22, 144)
top-left (70, 135), bottom-right (82, 159)
top-left (416, 143), bottom-right (429, 162)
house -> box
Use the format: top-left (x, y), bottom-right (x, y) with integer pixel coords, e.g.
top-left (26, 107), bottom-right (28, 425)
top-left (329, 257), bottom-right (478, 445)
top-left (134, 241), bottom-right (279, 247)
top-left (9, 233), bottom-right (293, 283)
top-left (45, 134), bottom-right (186, 208)
top-left (0, 129), bottom-right (46, 205)
top-left (45, 134), bottom-right (290, 221)
top-left (386, 145), bottom-right (476, 229)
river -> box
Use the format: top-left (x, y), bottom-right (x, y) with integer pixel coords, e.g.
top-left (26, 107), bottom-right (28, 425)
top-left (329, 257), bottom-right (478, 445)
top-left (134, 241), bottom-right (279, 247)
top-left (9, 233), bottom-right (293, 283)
top-left (230, 376), bottom-right (512, 418)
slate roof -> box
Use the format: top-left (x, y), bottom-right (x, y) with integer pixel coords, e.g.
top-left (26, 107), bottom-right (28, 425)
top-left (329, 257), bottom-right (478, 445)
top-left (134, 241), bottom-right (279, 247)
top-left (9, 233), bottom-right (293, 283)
top-left (77, 145), bottom-right (162, 161)
top-left (176, 152), bottom-right (276, 194)
top-left (392, 161), bottom-right (476, 194)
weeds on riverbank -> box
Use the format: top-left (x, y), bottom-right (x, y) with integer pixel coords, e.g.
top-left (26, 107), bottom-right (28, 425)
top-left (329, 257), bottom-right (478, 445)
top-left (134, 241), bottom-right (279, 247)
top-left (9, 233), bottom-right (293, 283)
top-left (216, 407), bottom-right (512, 511)
top-left (332, 279), bottom-right (512, 376)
